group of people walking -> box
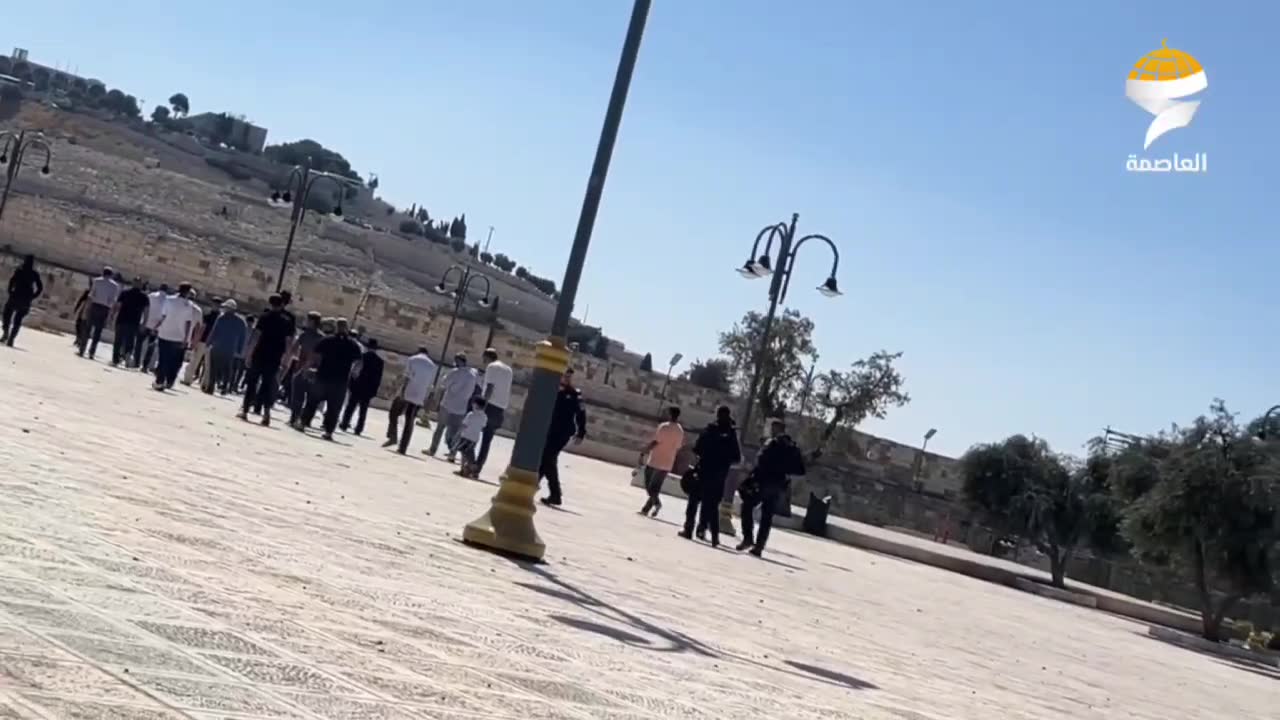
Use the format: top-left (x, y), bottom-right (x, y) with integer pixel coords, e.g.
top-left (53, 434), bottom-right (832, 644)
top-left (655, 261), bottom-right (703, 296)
top-left (634, 403), bottom-right (810, 557)
top-left (5, 254), bottom-right (814, 558)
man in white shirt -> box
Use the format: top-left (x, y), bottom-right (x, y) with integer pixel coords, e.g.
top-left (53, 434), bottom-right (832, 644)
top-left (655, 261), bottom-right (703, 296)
top-left (384, 346), bottom-right (436, 455)
top-left (76, 267), bottom-right (121, 360)
top-left (136, 283), bottom-right (169, 372)
top-left (425, 352), bottom-right (479, 459)
top-left (151, 283), bottom-right (200, 391)
top-left (474, 347), bottom-right (513, 475)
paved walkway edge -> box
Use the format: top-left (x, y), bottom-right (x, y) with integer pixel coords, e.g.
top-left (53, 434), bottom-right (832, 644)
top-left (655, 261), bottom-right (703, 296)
top-left (633, 475), bottom-right (1209, 636)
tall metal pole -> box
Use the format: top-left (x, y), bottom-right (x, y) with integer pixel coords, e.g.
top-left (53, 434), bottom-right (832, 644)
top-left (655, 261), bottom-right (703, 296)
top-left (463, 0), bottom-right (651, 561)
top-left (0, 130), bottom-right (25, 222)
top-left (739, 213), bottom-right (798, 442)
top-left (275, 165), bottom-right (309, 293)
top-left (1259, 405), bottom-right (1280, 440)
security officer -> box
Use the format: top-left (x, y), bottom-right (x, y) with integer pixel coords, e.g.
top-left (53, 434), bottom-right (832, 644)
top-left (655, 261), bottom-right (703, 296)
top-left (539, 367), bottom-right (588, 507)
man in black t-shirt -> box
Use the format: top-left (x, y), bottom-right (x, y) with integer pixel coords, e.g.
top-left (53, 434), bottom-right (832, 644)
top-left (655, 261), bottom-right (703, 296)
top-left (237, 294), bottom-right (296, 427)
top-left (111, 278), bottom-right (150, 367)
top-left (296, 317), bottom-right (363, 441)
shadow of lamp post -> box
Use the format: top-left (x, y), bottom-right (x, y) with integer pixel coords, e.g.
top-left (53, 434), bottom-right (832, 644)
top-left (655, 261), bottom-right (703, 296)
top-left (462, 0), bottom-right (652, 561)
top-left (0, 129), bottom-right (52, 223)
top-left (719, 214), bottom-right (842, 535)
top-left (268, 163), bottom-right (357, 293)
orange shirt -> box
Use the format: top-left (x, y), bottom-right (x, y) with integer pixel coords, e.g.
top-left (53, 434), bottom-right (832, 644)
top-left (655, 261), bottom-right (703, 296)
top-left (647, 421), bottom-right (685, 472)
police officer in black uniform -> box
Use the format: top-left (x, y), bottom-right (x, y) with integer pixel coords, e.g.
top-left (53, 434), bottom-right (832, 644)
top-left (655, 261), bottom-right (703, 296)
top-left (539, 368), bottom-right (588, 507)
top-left (737, 418), bottom-right (808, 557)
top-left (680, 405), bottom-right (742, 547)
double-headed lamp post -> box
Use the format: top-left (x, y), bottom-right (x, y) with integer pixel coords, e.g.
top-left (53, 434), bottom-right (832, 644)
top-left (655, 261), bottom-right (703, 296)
top-left (736, 213), bottom-right (842, 438)
top-left (718, 214), bottom-right (841, 532)
top-left (462, 0), bottom-right (651, 561)
top-left (268, 163), bottom-right (356, 293)
top-left (432, 263), bottom-right (496, 381)
top-left (1257, 405), bottom-right (1280, 441)
top-left (0, 129), bottom-right (53, 222)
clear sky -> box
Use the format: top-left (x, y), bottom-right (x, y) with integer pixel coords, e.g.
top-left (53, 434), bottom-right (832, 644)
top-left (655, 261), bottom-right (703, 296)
top-left (7, 1), bottom-right (1278, 457)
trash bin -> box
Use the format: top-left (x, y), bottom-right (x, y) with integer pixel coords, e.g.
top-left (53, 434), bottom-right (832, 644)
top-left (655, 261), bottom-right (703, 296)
top-left (802, 493), bottom-right (831, 537)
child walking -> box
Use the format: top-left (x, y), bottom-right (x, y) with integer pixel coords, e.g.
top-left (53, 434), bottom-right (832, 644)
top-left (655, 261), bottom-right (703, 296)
top-left (452, 397), bottom-right (488, 478)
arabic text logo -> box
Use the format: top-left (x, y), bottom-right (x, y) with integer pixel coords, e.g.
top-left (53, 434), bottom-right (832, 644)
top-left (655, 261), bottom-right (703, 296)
top-left (1125, 39), bottom-right (1207, 150)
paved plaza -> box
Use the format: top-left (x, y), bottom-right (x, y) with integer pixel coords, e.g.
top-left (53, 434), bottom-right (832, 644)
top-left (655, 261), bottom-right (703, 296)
top-left (0, 330), bottom-right (1271, 719)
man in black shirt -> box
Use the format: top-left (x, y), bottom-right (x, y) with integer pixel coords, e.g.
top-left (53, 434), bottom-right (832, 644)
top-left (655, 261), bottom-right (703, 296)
top-left (341, 338), bottom-right (384, 436)
top-left (238, 294), bottom-right (295, 427)
top-left (538, 368), bottom-right (588, 506)
top-left (110, 278), bottom-right (150, 367)
top-left (2, 254), bottom-right (43, 347)
top-left (297, 317), bottom-right (363, 441)
top-left (737, 418), bottom-right (809, 557)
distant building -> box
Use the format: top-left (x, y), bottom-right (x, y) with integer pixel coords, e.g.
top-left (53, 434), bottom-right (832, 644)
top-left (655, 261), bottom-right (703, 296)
top-left (185, 113), bottom-right (269, 155)
top-left (0, 48), bottom-right (106, 96)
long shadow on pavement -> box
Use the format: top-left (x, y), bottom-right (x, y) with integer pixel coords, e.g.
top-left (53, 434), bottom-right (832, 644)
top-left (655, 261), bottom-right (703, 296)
top-left (509, 563), bottom-right (876, 691)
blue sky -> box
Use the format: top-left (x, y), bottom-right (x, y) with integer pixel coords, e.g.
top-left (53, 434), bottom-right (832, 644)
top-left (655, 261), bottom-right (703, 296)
top-left (7, 1), bottom-right (1278, 456)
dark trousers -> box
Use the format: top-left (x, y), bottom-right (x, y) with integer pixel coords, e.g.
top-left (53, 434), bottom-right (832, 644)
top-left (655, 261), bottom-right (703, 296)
top-left (740, 487), bottom-right (783, 551)
top-left (539, 434), bottom-right (571, 502)
top-left (208, 350), bottom-right (235, 393)
top-left (302, 379), bottom-right (346, 434)
top-left (640, 466), bottom-right (668, 514)
top-left (79, 303), bottom-right (110, 357)
top-left (386, 398), bottom-right (421, 453)
top-left (1, 298), bottom-right (30, 345)
top-left (341, 393), bottom-right (372, 434)
top-left (112, 321), bottom-right (140, 366)
top-left (476, 404), bottom-right (506, 472)
top-left (137, 328), bottom-right (157, 370)
top-left (153, 339), bottom-right (185, 387)
top-left (231, 357), bottom-right (246, 391)
top-left (290, 370), bottom-right (314, 423)
top-left (685, 467), bottom-right (727, 542)
top-left (241, 359), bottom-right (281, 417)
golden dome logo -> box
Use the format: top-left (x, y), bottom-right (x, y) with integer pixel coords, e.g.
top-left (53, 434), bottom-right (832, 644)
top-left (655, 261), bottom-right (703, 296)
top-left (1125, 39), bottom-right (1208, 149)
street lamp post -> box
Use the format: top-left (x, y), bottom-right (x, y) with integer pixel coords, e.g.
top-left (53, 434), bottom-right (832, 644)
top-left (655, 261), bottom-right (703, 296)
top-left (268, 163), bottom-right (356, 293)
top-left (718, 214), bottom-right (841, 532)
top-left (0, 129), bottom-right (53, 222)
top-left (913, 427), bottom-right (938, 488)
top-left (431, 263), bottom-right (496, 383)
top-left (463, 0), bottom-right (651, 561)
top-left (654, 352), bottom-right (683, 414)
top-left (1257, 405), bottom-right (1280, 440)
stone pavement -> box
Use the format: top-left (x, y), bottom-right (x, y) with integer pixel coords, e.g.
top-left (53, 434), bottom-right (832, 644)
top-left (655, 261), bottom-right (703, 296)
top-left (0, 331), bottom-right (1270, 719)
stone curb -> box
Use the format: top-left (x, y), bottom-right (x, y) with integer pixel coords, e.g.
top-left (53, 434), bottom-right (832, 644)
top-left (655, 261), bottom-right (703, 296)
top-left (1147, 625), bottom-right (1280, 667)
top-left (1014, 577), bottom-right (1098, 608)
top-left (632, 473), bottom-right (1211, 637)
